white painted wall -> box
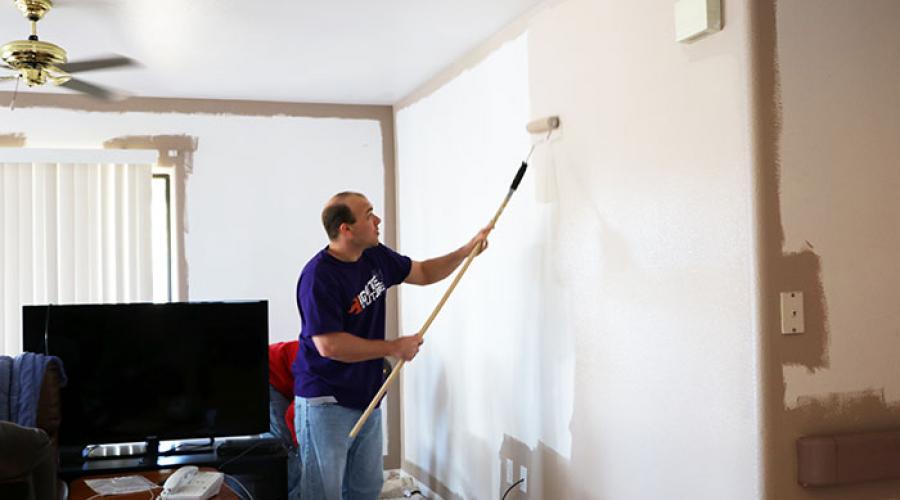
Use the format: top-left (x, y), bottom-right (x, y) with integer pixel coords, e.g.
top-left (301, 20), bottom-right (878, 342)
top-left (0, 106), bottom-right (385, 344)
top-left (397, 35), bottom-right (552, 498)
top-left (395, 0), bottom-right (759, 498)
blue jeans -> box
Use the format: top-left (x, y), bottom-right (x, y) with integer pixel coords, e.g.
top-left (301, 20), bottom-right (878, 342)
top-left (295, 396), bottom-right (383, 500)
top-left (267, 386), bottom-right (300, 500)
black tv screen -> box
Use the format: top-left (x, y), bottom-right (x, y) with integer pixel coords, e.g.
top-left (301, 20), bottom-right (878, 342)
top-left (22, 301), bottom-right (269, 447)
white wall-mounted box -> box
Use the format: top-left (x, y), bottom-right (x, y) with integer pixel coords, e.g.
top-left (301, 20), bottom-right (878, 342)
top-left (675, 0), bottom-right (722, 43)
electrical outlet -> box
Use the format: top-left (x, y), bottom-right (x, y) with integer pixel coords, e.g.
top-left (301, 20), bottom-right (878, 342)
top-left (780, 291), bottom-right (805, 334)
top-left (519, 465), bottom-right (528, 493)
top-left (505, 458), bottom-right (513, 484)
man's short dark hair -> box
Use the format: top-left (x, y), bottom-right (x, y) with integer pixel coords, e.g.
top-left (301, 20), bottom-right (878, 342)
top-left (322, 192), bottom-right (363, 240)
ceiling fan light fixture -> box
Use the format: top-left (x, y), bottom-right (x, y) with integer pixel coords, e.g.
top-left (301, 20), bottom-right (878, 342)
top-left (1, 39), bottom-right (67, 67)
top-left (0, 39), bottom-right (67, 86)
top-left (14, 0), bottom-right (53, 21)
top-left (2, 0), bottom-right (136, 100)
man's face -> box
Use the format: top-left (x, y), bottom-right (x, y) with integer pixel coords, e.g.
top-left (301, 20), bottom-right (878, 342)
top-left (344, 195), bottom-right (381, 248)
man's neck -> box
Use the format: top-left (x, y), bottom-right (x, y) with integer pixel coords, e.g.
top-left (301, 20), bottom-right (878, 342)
top-left (327, 242), bottom-right (364, 262)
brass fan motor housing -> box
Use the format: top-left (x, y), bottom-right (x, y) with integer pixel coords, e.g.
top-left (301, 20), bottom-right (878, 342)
top-left (14, 0), bottom-right (53, 21)
top-left (1, 39), bottom-right (67, 67)
top-left (1, 39), bottom-right (68, 86)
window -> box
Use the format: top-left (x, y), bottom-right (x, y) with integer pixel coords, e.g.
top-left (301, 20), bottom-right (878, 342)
top-left (0, 149), bottom-right (163, 354)
top-left (152, 171), bottom-right (173, 302)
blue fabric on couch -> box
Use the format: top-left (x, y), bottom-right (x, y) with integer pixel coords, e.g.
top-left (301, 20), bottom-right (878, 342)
top-left (0, 353), bottom-right (67, 428)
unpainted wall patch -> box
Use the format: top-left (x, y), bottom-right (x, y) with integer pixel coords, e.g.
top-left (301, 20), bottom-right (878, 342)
top-left (753, 0), bottom-right (830, 372)
top-left (0, 133), bottom-right (27, 147)
top-left (775, 250), bottom-right (829, 371)
top-left (497, 435), bottom-right (576, 499)
top-left (789, 389), bottom-right (900, 445)
top-left (794, 389), bottom-right (893, 423)
top-left (404, 435), bottom-right (576, 500)
top-left (776, 390), bottom-right (900, 498)
top-left (403, 459), bottom-right (464, 500)
top-left (499, 434), bottom-right (534, 498)
top-left (104, 135), bottom-right (198, 302)
top-left (103, 135), bottom-right (198, 171)
top-left (0, 91), bottom-right (391, 122)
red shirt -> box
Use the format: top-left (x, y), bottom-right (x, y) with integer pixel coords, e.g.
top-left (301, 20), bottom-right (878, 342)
top-left (269, 341), bottom-right (299, 398)
top-left (269, 341), bottom-right (300, 444)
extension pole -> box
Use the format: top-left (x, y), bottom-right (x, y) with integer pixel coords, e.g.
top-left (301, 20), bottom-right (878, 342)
top-left (348, 115), bottom-right (559, 438)
top-left (348, 162), bottom-right (529, 438)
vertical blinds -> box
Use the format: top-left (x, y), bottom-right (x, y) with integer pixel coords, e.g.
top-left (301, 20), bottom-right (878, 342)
top-left (0, 149), bottom-right (157, 354)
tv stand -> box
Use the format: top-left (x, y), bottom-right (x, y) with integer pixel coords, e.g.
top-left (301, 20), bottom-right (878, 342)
top-left (59, 437), bottom-right (288, 499)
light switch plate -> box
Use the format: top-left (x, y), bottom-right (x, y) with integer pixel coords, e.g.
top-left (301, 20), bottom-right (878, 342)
top-left (780, 291), bottom-right (805, 334)
top-left (675, 0), bottom-right (722, 43)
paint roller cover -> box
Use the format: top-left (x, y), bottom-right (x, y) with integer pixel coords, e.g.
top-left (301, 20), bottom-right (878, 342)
top-left (526, 116), bottom-right (560, 134)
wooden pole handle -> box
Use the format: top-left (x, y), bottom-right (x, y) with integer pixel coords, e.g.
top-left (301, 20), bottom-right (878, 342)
top-left (348, 191), bottom-right (515, 438)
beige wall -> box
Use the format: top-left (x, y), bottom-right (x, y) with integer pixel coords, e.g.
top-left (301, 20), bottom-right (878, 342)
top-left (762, 0), bottom-right (900, 498)
top-left (396, 0), bottom-right (760, 498)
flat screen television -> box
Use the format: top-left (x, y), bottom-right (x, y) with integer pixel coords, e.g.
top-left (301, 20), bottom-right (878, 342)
top-left (22, 301), bottom-right (269, 448)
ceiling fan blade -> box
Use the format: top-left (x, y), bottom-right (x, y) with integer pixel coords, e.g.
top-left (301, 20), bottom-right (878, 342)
top-left (0, 75), bottom-right (19, 82)
top-left (58, 56), bottom-right (139, 74)
top-left (60, 78), bottom-right (124, 101)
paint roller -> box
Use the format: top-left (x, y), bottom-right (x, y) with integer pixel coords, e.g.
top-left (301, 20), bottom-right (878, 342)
top-left (526, 116), bottom-right (560, 135)
top-left (348, 115), bottom-right (561, 438)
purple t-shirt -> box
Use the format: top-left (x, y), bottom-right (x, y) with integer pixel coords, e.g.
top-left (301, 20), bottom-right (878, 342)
top-left (291, 244), bottom-right (412, 409)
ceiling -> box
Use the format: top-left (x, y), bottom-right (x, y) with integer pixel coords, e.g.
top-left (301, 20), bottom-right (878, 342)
top-left (0, 0), bottom-right (544, 105)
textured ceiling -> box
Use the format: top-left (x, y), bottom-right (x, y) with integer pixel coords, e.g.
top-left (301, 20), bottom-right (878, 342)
top-left (0, 0), bottom-right (544, 104)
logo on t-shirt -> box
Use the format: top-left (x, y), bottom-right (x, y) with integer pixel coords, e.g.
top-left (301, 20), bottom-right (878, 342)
top-left (348, 273), bottom-right (386, 315)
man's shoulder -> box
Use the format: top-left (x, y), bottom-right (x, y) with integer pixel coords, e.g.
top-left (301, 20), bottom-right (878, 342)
top-left (364, 243), bottom-right (405, 260)
top-left (300, 248), bottom-right (338, 280)
top-left (364, 243), bottom-right (391, 256)
top-left (364, 244), bottom-right (407, 267)
top-left (301, 248), bottom-right (324, 268)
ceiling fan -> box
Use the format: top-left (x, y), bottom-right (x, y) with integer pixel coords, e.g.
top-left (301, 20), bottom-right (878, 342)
top-left (0, 0), bottom-right (138, 100)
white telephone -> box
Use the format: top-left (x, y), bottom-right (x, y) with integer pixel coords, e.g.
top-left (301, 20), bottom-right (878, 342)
top-left (160, 466), bottom-right (225, 500)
